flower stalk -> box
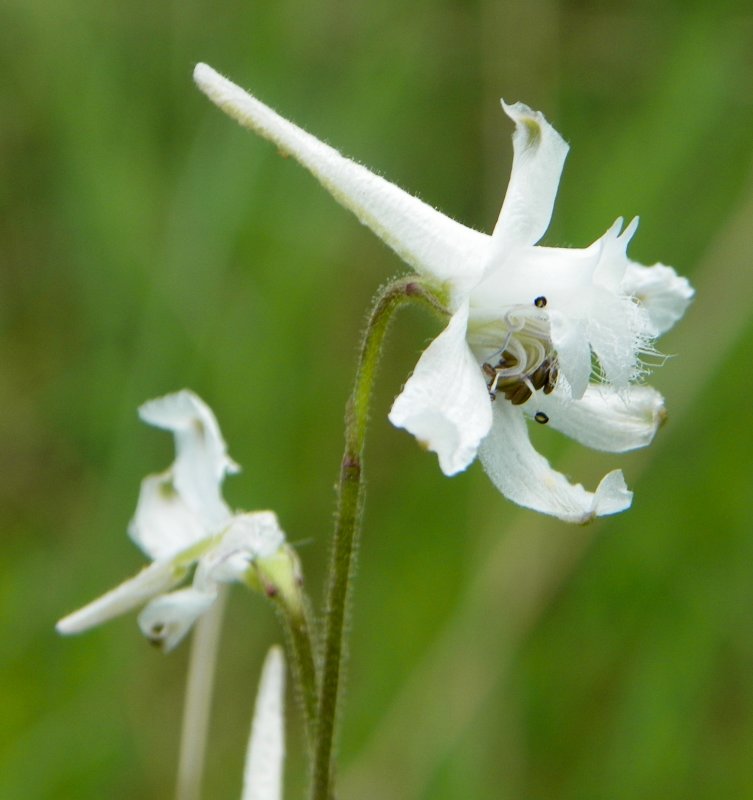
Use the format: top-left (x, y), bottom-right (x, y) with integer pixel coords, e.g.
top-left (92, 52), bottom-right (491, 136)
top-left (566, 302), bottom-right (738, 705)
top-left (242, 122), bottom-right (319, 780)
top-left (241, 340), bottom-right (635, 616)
top-left (311, 276), bottom-right (448, 800)
top-left (253, 545), bottom-right (320, 752)
top-left (175, 586), bottom-right (228, 800)
top-left (276, 597), bottom-right (319, 752)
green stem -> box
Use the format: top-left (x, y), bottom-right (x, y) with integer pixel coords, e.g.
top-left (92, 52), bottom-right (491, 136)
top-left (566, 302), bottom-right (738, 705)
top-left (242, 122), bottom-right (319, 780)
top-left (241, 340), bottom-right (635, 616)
top-left (252, 542), bottom-right (321, 756)
top-left (310, 276), bottom-right (448, 800)
top-left (275, 594), bottom-right (319, 752)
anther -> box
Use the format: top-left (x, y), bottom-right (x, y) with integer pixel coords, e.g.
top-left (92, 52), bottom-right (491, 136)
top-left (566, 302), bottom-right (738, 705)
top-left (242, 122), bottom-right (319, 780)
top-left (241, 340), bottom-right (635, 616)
top-left (506, 382), bottom-right (532, 405)
top-left (534, 296), bottom-right (547, 308)
top-left (543, 365), bottom-right (558, 395)
top-left (534, 411), bottom-right (549, 424)
top-left (497, 350), bottom-right (518, 368)
top-left (529, 362), bottom-right (549, 391)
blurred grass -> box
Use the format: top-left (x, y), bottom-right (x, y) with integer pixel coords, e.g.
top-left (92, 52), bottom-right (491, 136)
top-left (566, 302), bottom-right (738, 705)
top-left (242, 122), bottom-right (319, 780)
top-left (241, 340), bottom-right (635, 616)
top-left (2, 1), bottom-right (753, 798)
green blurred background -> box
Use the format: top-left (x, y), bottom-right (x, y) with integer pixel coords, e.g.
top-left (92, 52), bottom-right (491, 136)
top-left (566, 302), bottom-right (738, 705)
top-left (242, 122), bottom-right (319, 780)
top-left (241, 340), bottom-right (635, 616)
top-left (3, 0), bottom-right (753, 797)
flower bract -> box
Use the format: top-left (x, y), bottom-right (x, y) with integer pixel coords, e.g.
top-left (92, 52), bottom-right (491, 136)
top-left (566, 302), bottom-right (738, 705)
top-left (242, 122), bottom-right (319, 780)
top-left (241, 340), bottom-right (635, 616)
top-left (194, 64), bottom-right (693, 523)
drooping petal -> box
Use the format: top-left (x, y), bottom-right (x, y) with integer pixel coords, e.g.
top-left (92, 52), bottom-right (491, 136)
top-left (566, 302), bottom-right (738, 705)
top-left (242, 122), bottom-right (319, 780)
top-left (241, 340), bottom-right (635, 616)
top-left (388, 302), bottom-right (493, 475)
top-left (128, 471), bottom-right (209, 560)
top-left (139, 389), bottom-right (236, 532)
top-left (137, 587), bottom-right (217, 653)
top-left (489, 101), bottom-right (569, 256)
top-left (56, 559), bottom-right (183, 635)
top-left (621, 261), bottom-right (695, 336)
top-left (242, 646), bottom-right (286, 800)
top-left (194, 63), bottom-right (490, 294)
top-left (194, 511), bottom-right (286, 589)
top-left (478, 400), bottom-right (632, 523)
top-left (525, 384), bottom-right (666, 453)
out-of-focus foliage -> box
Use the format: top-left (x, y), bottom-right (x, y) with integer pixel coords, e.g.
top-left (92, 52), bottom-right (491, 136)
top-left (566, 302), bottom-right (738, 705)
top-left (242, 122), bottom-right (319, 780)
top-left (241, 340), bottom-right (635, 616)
top-left (2, 0), bottom-right (753, 798)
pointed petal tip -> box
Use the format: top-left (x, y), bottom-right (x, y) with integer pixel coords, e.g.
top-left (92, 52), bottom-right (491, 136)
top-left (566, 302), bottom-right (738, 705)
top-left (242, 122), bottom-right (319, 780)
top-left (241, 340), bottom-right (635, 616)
top-left (622, 216), bottom-right (639, 242)
top-left (605, 215), bottom-right (639, 245)
top-left (548, 469), bottom-right (632, 526)
top-left (588, 469), bottom-right (633, 521)
top-left (500, 98), bottom-right (534, 120)
top-left (498, 99), bottom-right (569, 151)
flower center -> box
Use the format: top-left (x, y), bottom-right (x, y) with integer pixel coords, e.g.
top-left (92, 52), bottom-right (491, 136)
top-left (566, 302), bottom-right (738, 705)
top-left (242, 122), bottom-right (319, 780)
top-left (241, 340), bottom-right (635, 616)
top-left (474, 298), bottom-right (558, 408)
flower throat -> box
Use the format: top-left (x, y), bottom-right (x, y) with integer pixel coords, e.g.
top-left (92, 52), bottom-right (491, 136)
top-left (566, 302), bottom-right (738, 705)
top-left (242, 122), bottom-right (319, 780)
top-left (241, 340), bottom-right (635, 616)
top-left (480, 296), bottom-right (558, 408)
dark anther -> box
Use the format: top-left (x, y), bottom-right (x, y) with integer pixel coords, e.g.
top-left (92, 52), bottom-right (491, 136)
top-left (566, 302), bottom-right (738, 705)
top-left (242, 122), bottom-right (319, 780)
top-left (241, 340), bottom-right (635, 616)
top-left (497, 350), bottom-right (518, 368)
top-left (529, 363), bottom-right (549, 391)
top-left (505, 382), bottom-right (533, 405)
top-left (543, 365), bottom-right (558, 394)
top-left (534, 295), bottom-right (547, 308)
top-left (534, 411), bottom-right (549, 424)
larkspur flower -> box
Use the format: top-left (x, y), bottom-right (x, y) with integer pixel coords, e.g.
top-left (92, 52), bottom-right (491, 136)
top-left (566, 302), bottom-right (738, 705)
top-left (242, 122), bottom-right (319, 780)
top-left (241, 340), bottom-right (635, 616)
top-left (56, 390), bottom-right (289, 651)
top-left (241, 646), bottom-right (286, 800)
top-left (193, 64), bottom-right (693, 523)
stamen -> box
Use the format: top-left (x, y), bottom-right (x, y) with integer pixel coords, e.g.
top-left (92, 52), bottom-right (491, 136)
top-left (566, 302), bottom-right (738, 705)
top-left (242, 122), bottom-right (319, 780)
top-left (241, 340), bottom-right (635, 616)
top-left (534, 411), bottom-right (549, 424)
top-left (477, 303), bottom-right (559, 408)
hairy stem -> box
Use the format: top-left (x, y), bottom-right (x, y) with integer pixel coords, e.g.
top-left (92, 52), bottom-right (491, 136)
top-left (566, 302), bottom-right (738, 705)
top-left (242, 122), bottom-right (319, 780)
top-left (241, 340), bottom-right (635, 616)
top-left (311, 276), bottom-right (448, 800)
top-left (276, 594), bottom-right (319, 753)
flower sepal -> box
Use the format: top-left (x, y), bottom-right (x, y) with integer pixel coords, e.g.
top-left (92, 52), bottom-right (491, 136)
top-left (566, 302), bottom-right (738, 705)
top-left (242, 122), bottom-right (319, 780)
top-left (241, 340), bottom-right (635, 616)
top-left (247, 544), bottom-right (305, 621)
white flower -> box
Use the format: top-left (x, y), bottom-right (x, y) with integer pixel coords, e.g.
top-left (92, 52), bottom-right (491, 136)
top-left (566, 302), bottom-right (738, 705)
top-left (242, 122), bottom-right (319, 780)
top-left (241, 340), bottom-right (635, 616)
top-left (241, 646), bottom-right (286, 800)
top-left (194, 64), bottom-right (693, 523)
top-left (57, 390), bottom-right (287, 651)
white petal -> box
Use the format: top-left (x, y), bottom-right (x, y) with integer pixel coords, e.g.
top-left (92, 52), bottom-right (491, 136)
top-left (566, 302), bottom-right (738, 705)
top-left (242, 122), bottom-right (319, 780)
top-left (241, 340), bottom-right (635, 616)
top-left (621, 261), bottom-right (694, 336)
top-left (490, 101), bottom-right (569, 255)
top-left (586, 289), bottom-right (646, 388)
top-left (478, 219), bottom-right (631, 316)
top-left (388, 303), bottom-right (492, 475)
top-left (139, 389), bottom-right (235, 532)
top-left (585, 219), bottom-right (647, 386)
top-left (128, 471), bottom-right (209, 560)
top-left (548, 312), bottom-right (591, 399)
top-left (137, 587), bottom-right (217, 653)
top-left (526, 384), bottom-right (666, 453)
top-left (478, 220), bottom-right (644, 394)
top-left (242, 646), bottom-right (286, 800)
top-left (478, 400), bottom-right (632, 523)
top-left (592, 216), bottom-right (638, 290)
top-left (56, 559), bottom-right (181, 635)
top-left (194, 63), bottom-right (490, 293)
top-left (194, 511), bottom-right (286, 589)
